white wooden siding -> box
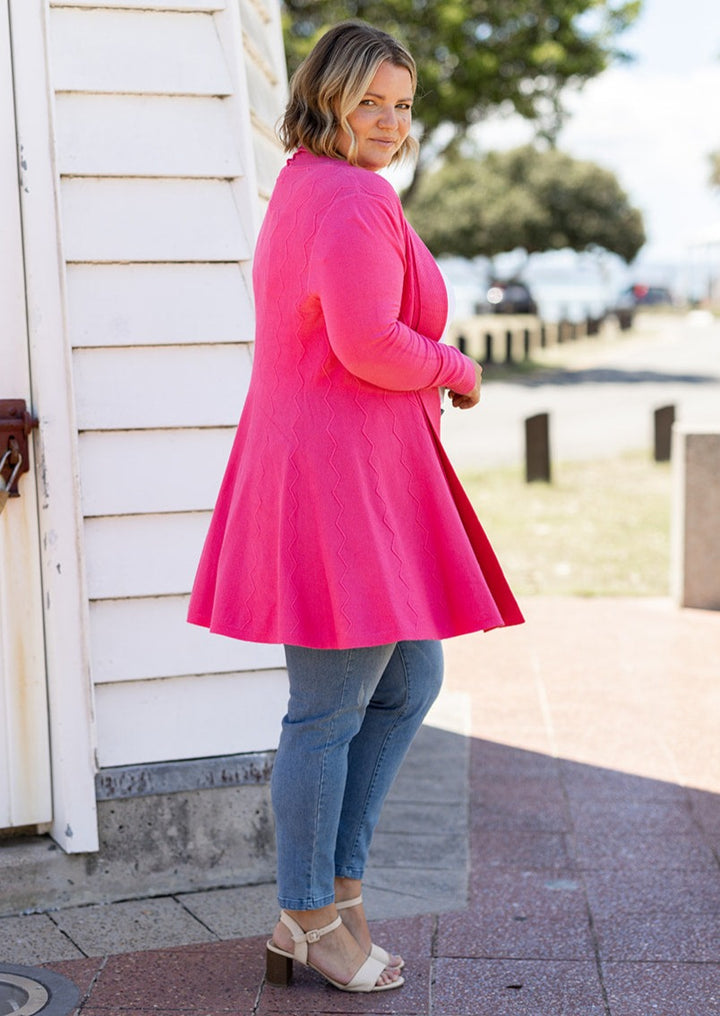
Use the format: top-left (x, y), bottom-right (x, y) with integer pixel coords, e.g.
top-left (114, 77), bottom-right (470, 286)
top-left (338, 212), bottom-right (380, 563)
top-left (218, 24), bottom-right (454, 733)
top-left (51, 10), bottom-right (233, 95)
top-left (238, 0), bottom-right (287, 200)
top-left (94, 669), bottom-right (288, 768)
top-left (56, 95), bottom-right (244, 178)
top-left (89, 597), bottom-right (284, 685)
top-left (61, 179), bottom-right (251, 263)
top-left (252, 116), bottom-right (287, 200)
top-left (84, 514), bottom-right (212, 599)
top-left (239, 0), bottom-right (278, 74)
top-left (78, 429), bottom-right (234, 516)
top-left (244, 51), bottom-right (283, 127)
top-left (66, 264), bottom-right (252, 347)
top-left (55, 1), bottom-right (222, 9)
top-left (73, 345), bottom-right (252, 429)
top-left (47, 0), bottom-right (288, 768)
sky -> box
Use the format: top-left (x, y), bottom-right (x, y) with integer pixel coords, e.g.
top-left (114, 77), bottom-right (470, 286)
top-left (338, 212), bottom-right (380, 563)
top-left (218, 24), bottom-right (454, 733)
top-left (475, 0), bottom-right (720, 278)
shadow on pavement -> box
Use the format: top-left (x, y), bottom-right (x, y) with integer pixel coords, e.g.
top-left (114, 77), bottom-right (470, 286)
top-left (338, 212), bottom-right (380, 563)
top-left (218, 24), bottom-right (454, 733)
top-left (510, 366), bottom-right (720, 388)
top-left (41, 727), bottom-right (720, 1016)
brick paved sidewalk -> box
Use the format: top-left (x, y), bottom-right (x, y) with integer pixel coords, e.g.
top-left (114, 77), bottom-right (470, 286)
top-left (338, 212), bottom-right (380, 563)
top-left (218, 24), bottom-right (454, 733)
top-left (3, 597), bottom-right (719, 1015)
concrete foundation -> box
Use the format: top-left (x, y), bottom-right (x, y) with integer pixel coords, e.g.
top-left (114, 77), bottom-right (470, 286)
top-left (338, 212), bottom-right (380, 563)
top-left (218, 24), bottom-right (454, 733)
top-left (0, 753), bottom-right (276, 916)
top-left (671, 425), bottom-right (720, 610)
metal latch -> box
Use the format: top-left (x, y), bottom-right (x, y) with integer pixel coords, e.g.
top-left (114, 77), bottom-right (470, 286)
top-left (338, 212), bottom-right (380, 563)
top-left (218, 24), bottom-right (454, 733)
top-left (0, 399), bottom-right (39, 497)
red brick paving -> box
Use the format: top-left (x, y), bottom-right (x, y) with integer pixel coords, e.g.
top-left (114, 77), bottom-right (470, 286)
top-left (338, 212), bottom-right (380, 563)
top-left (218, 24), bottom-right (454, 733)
top-left (43, 598), bottom-right (720, 1015)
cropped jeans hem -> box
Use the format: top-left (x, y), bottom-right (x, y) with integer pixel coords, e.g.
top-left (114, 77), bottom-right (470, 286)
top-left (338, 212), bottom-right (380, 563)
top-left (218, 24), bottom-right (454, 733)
top-left (334, 865), bottom-right (364, 882)
top-left (276, 891), bottom-right (336, 911)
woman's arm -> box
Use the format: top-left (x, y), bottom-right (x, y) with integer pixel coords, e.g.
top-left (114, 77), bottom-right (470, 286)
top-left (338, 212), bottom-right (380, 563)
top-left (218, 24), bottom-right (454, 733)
top-left (310, 190), bottom-right (477, 396)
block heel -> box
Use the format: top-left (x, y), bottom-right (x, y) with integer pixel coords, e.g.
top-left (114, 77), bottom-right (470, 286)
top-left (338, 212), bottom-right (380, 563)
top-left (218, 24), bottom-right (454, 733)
top-left (265, 943), bottom-right (293, 985)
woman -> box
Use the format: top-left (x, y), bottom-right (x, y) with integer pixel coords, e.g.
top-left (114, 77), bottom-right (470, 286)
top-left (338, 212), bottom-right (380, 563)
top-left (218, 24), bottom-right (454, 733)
top-left (188, 21), bottom-right (523, 994)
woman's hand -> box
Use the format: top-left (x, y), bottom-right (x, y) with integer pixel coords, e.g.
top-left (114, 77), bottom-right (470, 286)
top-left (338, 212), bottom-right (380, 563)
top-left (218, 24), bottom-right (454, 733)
top-left (447, 362), bottom-right (482, 410)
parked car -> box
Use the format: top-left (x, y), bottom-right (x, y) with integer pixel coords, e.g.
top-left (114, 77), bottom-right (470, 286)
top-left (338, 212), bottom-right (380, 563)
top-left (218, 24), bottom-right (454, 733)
top-left (436, 256), bottom-right (492, 319)
top-left (486, 279), bottom-right (538, 315)
top-left (623, 284), bottom-right (674, 307)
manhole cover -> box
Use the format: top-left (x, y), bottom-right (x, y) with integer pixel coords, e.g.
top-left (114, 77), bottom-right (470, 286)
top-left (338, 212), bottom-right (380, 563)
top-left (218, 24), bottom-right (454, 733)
top-left (0, 973), bottom-right (48, 1015)
top-left (0, 966), bottom-right (78, 1016)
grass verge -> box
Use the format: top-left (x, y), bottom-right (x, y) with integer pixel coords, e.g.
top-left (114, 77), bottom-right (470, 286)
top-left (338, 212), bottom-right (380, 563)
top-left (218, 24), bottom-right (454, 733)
top-left (461, 451), bottom-right (672, 597)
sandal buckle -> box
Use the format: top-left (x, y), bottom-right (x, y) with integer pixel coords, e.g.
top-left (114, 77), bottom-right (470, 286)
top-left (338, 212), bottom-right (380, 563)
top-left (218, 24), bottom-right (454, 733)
top-left (306, 929), bottom-right (321, 943)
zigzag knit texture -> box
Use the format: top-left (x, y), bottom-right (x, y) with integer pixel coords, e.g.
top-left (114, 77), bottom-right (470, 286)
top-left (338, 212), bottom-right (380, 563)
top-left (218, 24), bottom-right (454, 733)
top-left (188, 149), bottom-right (523, 648)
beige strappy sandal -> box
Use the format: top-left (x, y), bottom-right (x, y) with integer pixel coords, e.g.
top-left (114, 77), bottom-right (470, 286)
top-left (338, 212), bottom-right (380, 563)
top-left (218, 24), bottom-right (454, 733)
top-left (266, 910), bottom-right (404, 992)
top-left (336, 895), bottom-right (405, 970)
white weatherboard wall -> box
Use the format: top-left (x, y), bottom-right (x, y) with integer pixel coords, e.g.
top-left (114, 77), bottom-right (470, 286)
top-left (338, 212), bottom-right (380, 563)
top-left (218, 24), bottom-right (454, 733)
top-left (49, 0), bottom-right (288, 769)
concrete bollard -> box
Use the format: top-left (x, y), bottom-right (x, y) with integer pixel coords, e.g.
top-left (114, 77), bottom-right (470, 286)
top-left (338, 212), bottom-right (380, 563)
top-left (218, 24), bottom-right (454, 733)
top-left (671, 425), bottom-right (720, 610)
top-left (525, 412), bottom-right (551, 483)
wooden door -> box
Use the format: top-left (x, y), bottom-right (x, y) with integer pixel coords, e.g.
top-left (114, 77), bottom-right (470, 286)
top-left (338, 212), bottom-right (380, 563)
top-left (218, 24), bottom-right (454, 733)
top-left (0, 0), bottom-right (52, 831)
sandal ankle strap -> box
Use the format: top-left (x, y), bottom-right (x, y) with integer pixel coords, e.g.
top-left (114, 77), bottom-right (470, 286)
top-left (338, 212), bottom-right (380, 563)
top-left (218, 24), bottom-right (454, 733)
top-left (278, 914), bottom-right (343, 959)
top-left (335, 895), bottom-right (363, 911)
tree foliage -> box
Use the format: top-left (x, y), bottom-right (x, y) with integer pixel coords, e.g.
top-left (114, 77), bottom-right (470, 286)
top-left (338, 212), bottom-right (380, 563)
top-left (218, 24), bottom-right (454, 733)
top-left (407, 145), bottom-right (646, 262)
top-left (282, 0), bottom-right (642, 194)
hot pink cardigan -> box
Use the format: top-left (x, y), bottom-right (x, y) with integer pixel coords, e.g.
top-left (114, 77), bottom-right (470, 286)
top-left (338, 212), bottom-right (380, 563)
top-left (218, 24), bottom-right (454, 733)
top-left (188, 149), bottom-right (523, 648)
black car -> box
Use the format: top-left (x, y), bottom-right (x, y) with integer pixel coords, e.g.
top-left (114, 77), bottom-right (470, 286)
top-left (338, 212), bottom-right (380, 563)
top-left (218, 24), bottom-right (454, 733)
top-left (486, 279), bottom-right (538, 314)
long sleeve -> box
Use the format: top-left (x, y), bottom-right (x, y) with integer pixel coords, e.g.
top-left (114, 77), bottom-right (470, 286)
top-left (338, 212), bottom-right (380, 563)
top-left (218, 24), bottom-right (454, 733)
top-left (309, 189), bottom-right (477, 395)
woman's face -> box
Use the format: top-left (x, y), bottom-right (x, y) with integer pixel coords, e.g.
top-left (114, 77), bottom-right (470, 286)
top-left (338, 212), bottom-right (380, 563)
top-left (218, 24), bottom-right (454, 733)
top-left (336, 60), bottom-right (413, 172)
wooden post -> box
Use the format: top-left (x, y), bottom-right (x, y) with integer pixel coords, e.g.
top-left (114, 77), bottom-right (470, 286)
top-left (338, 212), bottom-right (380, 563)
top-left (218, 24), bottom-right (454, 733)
top-left (654, 405), bottom-right (675, 462)
top-left (484, 332), bottom-right (493, 363)
top-left (505, 329), bottom-right (513, 363)
top-left (457, 333), bottom-right (467, 355)
top-left (525, 412), bottom-right (551, 483)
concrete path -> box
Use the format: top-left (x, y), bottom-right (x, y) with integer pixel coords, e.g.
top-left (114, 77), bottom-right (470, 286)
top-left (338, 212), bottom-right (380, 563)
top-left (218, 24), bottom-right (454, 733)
top-left (2, 596), bottom-right (719, 1014)
top-left (442, 310), bottom-right (720, 471)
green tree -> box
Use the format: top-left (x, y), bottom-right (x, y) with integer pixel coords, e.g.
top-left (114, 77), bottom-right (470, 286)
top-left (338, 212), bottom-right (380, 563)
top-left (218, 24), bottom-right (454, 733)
top-left (282, 0), bottom-right (642, 199)
top-left (407, 145), bottom-right (646, 262)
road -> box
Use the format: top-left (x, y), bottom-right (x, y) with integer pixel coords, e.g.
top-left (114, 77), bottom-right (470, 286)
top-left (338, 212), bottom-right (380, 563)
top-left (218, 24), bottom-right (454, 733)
top-left (441, 311), bottom-right (720, 473)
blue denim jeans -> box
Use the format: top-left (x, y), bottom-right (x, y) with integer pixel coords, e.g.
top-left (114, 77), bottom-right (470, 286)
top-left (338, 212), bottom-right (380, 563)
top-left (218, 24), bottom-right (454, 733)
top-left (271, 640), bottom-right (443, 910)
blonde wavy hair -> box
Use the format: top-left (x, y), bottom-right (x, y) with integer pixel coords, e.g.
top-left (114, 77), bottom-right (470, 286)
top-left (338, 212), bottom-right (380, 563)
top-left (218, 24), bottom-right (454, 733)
top-left (279, 21), bottom-right (419, 167)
